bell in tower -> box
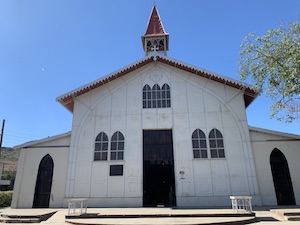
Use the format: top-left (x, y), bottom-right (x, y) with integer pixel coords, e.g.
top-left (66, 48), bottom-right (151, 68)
top-left (142, 5), bottom-right (169, 56)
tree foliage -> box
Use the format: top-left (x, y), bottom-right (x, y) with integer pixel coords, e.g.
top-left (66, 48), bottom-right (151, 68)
top-left (0, 148), bottom-right (19, 191)
top-left (0, 148), bottom-right (20, 161)
top-left (239, 21), bottom-right (300, 122)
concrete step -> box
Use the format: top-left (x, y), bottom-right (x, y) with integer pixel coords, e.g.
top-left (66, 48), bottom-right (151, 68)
top-left (0, 211), bottom-right (56, 223)
top-left (270, 209), bottom-right (300, 221)
top-left (66, 212), bottom-right (255, 219)
top-left (284, 212), bottom-right (300, 216)
top-left (0, 216), bottom-right (41, 223)
top-left (286, 215), bottom-right (300, 221)
top-left (65, 216), bottom-right (256, 225)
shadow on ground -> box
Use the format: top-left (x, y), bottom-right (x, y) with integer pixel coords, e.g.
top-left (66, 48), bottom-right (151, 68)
top-left (256, 216), bottom-right (279, 222)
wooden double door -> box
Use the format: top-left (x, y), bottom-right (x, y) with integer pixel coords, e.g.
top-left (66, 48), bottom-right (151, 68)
top-left (143, 130), bottom-right (176, 207)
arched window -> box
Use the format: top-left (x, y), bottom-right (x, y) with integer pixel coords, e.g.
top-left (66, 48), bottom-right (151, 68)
top-left (111, 131), bottom-right (124, 160)
top-left (162, 84), bottom-right (171, 108)
top-left (152, 84), bottom-right (161, 108)
top-left (143, 83), bottom-right (171, 109)
top-left (94, 132), bottom-right (108, 161)
top-left (143, 85), bottom-right (151, 108)
top-left (209, 128), bottom-right (225, 158)
top-left (192, 129), bottom-right (208, 158)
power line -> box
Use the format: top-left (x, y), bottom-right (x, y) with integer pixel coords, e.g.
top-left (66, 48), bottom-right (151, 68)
top-left (4, 133), bottom-right (41, 141)
top-left (0, 119), bottom-right (5, 156)
top-left (5, 129), bottom-right (44, 139)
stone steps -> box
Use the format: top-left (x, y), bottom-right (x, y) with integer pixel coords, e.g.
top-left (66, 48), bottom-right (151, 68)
top-left (65, 211), bottom-right (256, 225)
top-left (0, 216), bottom-right (41, 223)
top-left (271, 209), bottom-right (300, 221)
top-left (65, 212), bottom-right (255, 219)
top-left (287, 215), bottom-right (300, 221)
top-left (0, 211), bottom-right (56, 224)
top-left (65, 216), bottom-right (256, 225)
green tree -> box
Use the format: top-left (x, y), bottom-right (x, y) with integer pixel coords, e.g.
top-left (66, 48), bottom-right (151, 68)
top-left (0, 148), bottom-right (19, 191)
top-left (239, 21), bottom-right (300, 122)
top-left (0, 148), bottom-right (20, 161)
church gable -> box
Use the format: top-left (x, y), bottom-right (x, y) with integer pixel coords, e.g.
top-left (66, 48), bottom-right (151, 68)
top-left (57, 55), bottom-right (258, 113)
top-left (70, 60), bottom-right (248, 126)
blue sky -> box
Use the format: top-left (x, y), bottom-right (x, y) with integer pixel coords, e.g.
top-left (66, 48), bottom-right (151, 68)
top-left (1, 0), bottom-right (299, 147)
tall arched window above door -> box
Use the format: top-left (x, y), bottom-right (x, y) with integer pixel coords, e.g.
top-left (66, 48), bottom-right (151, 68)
top-left (143, 84), bottom-right (151, 108)
top-left (94, 132), bottom-right (108, 161)
top-left (162, 84), bottom-right (171, 108)
top-left (110, 131), bottom-right (124, 160)
top-left (152, 84), bottom-right (161, 108)
top-left (192, 129), bottom-right (208, 158)
top-left (209, 128), bottom-right (225, 158)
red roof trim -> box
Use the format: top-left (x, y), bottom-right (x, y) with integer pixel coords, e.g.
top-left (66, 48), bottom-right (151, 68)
top-left (57, 55), bottom-right (257, 112)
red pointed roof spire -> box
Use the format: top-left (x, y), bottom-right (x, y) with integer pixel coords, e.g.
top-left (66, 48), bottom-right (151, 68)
top-left (142, 5), bottom-right (169, 55)
top-left (144, 5), bottom-right (167, 36)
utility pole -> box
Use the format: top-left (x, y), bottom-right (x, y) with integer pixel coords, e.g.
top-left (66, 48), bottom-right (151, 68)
top-left (0, 119), bottom-right (5, 157)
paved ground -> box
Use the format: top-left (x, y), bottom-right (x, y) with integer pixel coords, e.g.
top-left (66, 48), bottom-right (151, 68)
top-left (0, 207), bottom-right (299, 224)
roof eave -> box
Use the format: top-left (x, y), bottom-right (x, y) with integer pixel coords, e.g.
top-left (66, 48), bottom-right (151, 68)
top-left (14, 131), bottom-right (72, 149)
top-left (249, 126), bottom-right (300, 139)
top-left (56, 55), bottom-right (259, 112)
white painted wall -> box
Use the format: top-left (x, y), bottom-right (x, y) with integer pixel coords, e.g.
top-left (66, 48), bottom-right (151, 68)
top-left (250, 130), bottom-right (300, 205)
top-left (66, 61), bottom-right (261, 207)
top-left (12, 60), bottom-right (300, 208)
top-left (11, 135), bottom-right (70, 208)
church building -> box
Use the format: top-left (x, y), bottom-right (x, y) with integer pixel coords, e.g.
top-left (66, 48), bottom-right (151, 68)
top-left (12, 6), bottom-right (300, 208)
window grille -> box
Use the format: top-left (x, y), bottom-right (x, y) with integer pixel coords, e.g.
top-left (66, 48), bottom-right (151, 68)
top-left (110, 131), bottom-right (125, 160)
top-left (192, 129), bottom-right (208, 158)
top-left (209, 128), bottom-right (225, 158)
top-left (143, 83), bottom-right (171, 108)
top-left (94, 132), bottom-right (109, 161)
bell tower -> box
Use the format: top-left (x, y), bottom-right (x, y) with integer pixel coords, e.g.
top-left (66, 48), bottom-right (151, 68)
top-left (142, 5), bottom-right (169, 56)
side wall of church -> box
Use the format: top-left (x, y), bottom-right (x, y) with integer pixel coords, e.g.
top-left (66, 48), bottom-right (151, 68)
top-left (250, 131), bottom-right (300, 205)
top-left (66, 61), bottom-right (260, 207)
top-left (11, 136), bottom-right (70, 208)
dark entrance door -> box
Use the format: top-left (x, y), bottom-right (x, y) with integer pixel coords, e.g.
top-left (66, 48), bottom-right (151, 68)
top-left (33, 154), bottom-right (54, 208)
top-left (270, 149), bottom-right (295, 205)
top-left (143, 130), bottom-right (176, 207)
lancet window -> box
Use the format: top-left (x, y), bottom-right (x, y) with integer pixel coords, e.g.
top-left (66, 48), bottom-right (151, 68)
top-left (192, 129), bottom-right (208, 158)
top-left (94, 131), bottom-right (125, 161)
top-left (209, 128), bottom-right (225, 158)
top-left (110, 131), bottom-right (125, 160)
top-left (94, 132), bottom-right (109, 161)
top-left (143, 83), bottom-right (171, 108)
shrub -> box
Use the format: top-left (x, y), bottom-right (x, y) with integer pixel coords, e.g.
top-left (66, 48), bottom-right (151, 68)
top-left (0, 191), bottom-right (13, 207)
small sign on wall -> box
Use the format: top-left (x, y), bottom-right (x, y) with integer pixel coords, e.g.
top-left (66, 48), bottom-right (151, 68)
top-left (179, 170), bottom-right (185, 179)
